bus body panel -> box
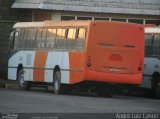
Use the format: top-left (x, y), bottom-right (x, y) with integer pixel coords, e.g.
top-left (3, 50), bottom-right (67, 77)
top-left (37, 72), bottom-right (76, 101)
top-left (141, 26), bottom-right (160, 89)
top-left (141, 57), bottom-right (160, 89)
top-left (84, 69), bottom-right (142, 85)
top-left (8, 51), bottom-right (71, 84)
top-left (8, 50), bottom-right (85, 84)
top-left (69, 52), bottom-right (85, 84)
top-left (84, 22), bottom-right (144, 85)
top-left (45, 51), bottom-right (70, 83)
top-left (8, 51), bottom-right (36, 81)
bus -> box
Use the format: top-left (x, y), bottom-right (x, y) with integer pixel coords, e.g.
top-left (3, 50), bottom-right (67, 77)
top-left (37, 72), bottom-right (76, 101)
top-left (8, 21), bottom-right (144, 96)
top-left (141, 26), bottom-right (160, 98)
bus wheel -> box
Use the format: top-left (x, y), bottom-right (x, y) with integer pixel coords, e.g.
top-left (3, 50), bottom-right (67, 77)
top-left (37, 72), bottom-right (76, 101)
top-left (154, 80), bottom-right (160, 98)
top-left (17, 69), bottom-right (32, 90)
top-left (53, 70), bottom-right (62, 94)
top-left (53, 70), bottom-right (72, 94)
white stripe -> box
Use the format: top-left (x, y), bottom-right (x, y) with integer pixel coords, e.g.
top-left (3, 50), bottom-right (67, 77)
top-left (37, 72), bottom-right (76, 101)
top-left (8, 51), bottom-right (35, 81)
top-left (45, 51), bottom-right (70, 83)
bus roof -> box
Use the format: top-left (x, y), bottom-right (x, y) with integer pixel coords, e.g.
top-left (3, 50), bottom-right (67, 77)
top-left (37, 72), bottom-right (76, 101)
top-left (13, 20), bottom-right (142, 29)
top-left (145, 27), bottom-right (160, 34)
top-left (13, 22), bottom-right (46, 28)
top-left (13, 21), bottom-right (91, 28)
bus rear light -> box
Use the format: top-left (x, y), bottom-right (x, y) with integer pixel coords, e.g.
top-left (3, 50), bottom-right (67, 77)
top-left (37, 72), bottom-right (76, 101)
top-left (138, 60), bottom-right (143, 71)
top-left (87, 56), bottom-right (92, 67)
top-left (138, 66), bottom-right (142, 71)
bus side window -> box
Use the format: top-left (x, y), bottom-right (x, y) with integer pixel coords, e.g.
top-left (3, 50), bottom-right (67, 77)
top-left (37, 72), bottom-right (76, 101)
top-left (66, 28), bottom-right (76, 50)
top-left (145, 34), bottom-right (154, 56)
top-left (145, 34), bottom-right (153, 46)
top-left (9, 31), bottom-right (14, 50)
top-left (46, 29), bottom-right (56, 49)
top-left (153, 34), bottom-right (160, 56)
top-left (75, 28), bottom-right (86, 50)
top-left (13, 31), bottom-right (19, 49)
top-left (55, 28), bottom-right (66, 49)
top-left (9, 30), bottom-right (19, 50)
top-left (18, 28), bottom-right (28, 49)
top-left (153, 35), bottom-right (160, 46)
top-left (36, 29), bottom-right (47, 49)
top-left (26, 28), bottom-right (36, 49)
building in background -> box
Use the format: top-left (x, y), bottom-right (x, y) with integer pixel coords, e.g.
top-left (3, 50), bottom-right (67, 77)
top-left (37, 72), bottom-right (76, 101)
top-left (12, 0), bottom-right (160, 25)
top-left (0, 0), bottom-right (160, 79)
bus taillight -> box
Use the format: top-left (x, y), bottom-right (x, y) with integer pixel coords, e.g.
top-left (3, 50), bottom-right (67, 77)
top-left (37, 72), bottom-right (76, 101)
top-left (138, 66), bottom-right (142, 71)
top-left (138, 60), bottom-right (143, 71)
top-left (87, 56), bottom-right (92, 67)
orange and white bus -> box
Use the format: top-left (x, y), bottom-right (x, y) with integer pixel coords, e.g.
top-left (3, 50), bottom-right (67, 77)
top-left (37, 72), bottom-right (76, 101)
top-left (8, 21), bottom-right (144, 96)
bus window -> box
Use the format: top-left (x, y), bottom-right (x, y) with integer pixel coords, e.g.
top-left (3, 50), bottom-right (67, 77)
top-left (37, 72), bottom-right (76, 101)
top-left (18, 28), bottom-right (28, 49)
top-left (66, 28), bottom-right (76, 49)
top-left (10, 31), bottom-right (14, 42)
top-left (75, 28), bottom-right (86, 50)
top-left (9, 31), bottom-right (14, 50)
top-left (26, 28), bottom-right (36, 49)
top-left (55, 28), bottom-right (66, 49)
top-left (36, 29), bottom-right (47, 49)
top-left (9, 30), bottom-right (19, 50)
top-left (153, 34), bottom-right (160, 45)
top-left (153, 34), bottom-right (160, 56)
top-left (46, 29), bottom-right (56, 49)
top-left (145, 34), bottom-right (153, 46)
top-left (41, 29), bottom-right (47, 48)
top-left (13, 31), bottom-right (19, 49)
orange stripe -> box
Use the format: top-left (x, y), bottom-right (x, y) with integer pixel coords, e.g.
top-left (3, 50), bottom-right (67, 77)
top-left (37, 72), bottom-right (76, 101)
top-left (33, 51), bottom-right (48, 82)
top-left (69, 52), bottom-right (84, 84)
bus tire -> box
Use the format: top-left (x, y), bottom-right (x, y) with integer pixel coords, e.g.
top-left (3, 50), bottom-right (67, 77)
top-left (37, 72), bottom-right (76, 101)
top-left (154, 80), bottom-right (160, 99)
top-left (17, 69), bottom-right (32, 90)
top-left (53, 70), bottom-right (61, 94)
top-left (53, 70), bottom-right (72, 94)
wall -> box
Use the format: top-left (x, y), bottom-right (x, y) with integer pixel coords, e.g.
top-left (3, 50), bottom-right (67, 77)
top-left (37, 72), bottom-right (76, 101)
top-left (0, 0), bottom-right (31, 79)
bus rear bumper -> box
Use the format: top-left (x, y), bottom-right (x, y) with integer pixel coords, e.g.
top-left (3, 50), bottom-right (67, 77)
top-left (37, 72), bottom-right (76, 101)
top-left (84, 69), bottom-right (142, 85)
